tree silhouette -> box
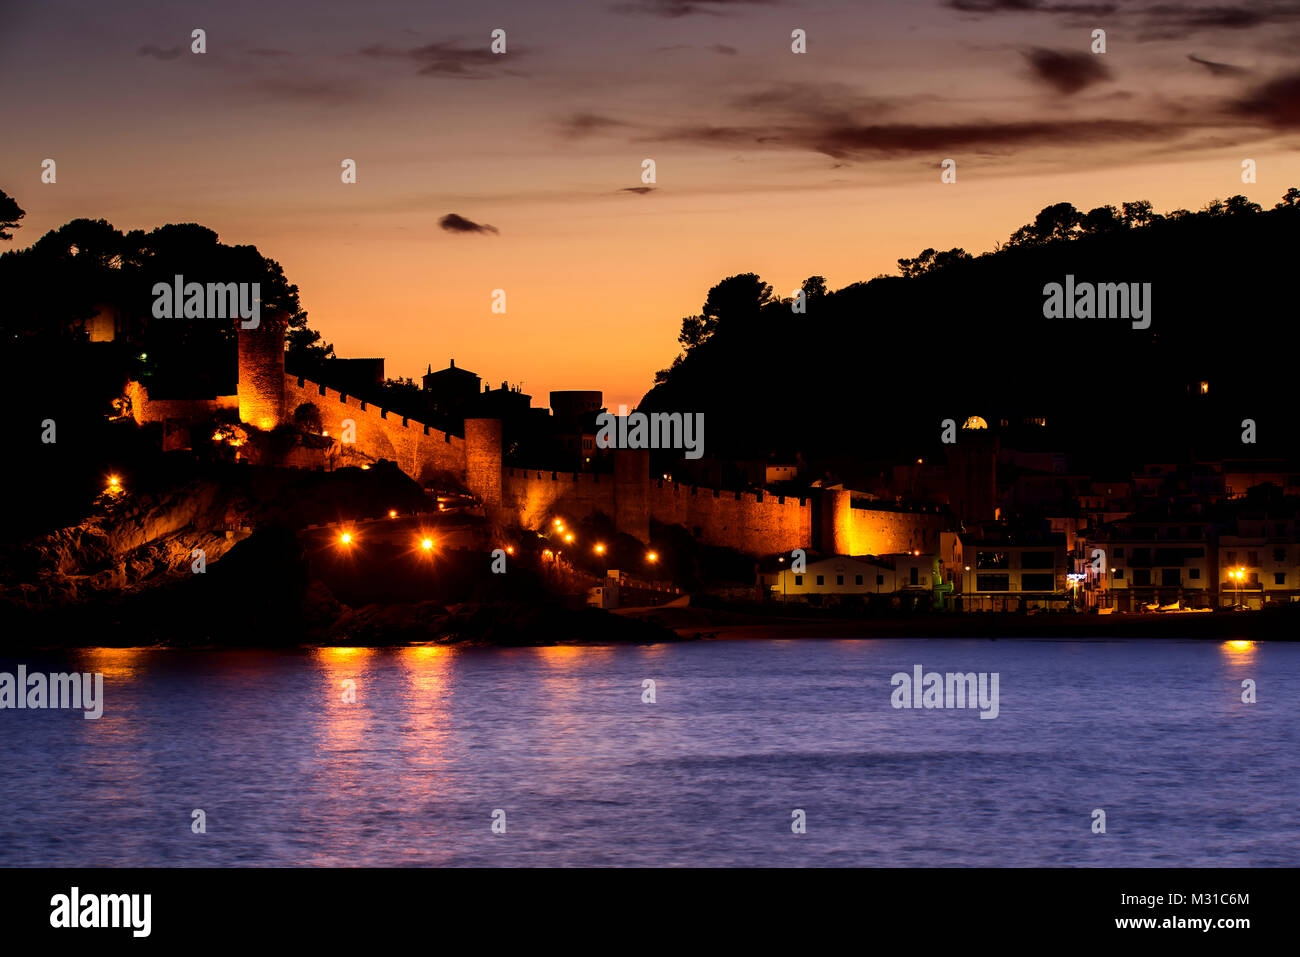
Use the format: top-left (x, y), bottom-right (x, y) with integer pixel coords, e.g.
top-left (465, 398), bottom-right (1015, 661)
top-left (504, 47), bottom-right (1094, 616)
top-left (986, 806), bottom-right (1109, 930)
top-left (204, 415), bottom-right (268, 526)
top-left (0, 189), bottom-right (26, 241)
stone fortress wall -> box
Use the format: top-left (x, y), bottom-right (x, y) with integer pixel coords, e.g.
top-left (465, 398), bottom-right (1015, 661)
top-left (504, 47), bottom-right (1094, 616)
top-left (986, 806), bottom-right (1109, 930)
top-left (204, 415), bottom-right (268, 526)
top-left (128, 318), bottom-right (946, 558)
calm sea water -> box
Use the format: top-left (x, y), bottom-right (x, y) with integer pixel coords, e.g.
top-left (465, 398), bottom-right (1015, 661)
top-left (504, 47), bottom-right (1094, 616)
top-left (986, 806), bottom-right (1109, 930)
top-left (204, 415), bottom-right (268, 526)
top-left (0, 638), bottom-right (1295, 867)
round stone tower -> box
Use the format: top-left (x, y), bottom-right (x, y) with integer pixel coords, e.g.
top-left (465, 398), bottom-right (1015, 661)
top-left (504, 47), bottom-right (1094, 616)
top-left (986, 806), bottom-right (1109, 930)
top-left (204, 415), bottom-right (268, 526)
top-left (464, 418), bottom-right (503, 509)
top-left (237, 309), bottom-right (288, 430)
top-left (817, 487), bottom-right (853, 556)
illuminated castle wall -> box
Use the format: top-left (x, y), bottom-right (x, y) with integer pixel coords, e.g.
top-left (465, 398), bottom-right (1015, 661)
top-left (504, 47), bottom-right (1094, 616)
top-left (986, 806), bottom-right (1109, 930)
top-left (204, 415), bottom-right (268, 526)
top-left (128, 326), bottom-right (946, 557)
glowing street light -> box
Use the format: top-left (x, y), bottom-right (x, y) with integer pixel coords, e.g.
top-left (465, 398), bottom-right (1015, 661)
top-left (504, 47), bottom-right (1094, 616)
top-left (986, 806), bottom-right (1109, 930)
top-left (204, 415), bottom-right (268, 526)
top-left (389, 509), bottom-right (398, 519)
top-left (594, 543), bottom-right (606, 555)
top-left (564, 533), bottom-right (574, 543)
top-left (505, 545), bottom-right (515, 555)
top-left (420, 538), bottom-right (434, 551)
top-left (646, 551), bottom-right (658, 563)
top-left (340, 532), bottom-right (354, 546)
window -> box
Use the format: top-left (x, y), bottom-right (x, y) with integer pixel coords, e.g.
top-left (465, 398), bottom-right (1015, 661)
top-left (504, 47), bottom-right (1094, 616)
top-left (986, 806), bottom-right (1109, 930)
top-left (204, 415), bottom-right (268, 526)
top-left (1021, 573), bottom-right (1055, 591)
top-left (1161, 569), bottom-right (1181, 587)
top-left (1113, 568), bottom-right (1124, 579)
top-left (1225, 551), bottom-right (1237, 565)
top-left (909, 567), bottom-right (919, 586)
top-left (1132, 569), bottom-right (1151, 586)
top-left (1275, 573), bottom-right (1286, 586)
top-left (836, 575), bottom-right (844, 586)
top-left (855, 575), bottom-right (863, 585)
top-left (976, 551), bottom-right (1009, 569)
top-left (876, 575), bottom-right (884, 586)
top-left (794, 575), bottom-right (803, 586)
top-left (1189, 568), bottom-right (1200, 580)
top-left (816, 575), bottom-right (824, 586)
top-left (1274, 548), bottom-right (1286, 563)
top-left (1020, 551), bottom-right (1054, 569)
top-left (1247, 551), bottom-right (1259, 566)
top-left (976, 574), bottom-right (1009, 591)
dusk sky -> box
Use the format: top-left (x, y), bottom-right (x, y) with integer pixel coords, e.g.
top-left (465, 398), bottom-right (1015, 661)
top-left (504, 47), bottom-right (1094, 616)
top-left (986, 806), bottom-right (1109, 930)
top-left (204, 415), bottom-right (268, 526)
top-left (3, 0), bottom-right (1299, 409)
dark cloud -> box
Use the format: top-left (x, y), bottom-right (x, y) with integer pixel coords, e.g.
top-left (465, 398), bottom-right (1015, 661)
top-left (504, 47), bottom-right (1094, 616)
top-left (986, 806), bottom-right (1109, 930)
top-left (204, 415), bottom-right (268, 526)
top-left (439, 213), bottom-right (499, 234)
top-left (620, 186), bottom-right (658, 194)
top-left (1231, 70), bottom-right (1300, 126)
top-left (557, 112), bottom-right (627, 137)
top-left (1188, 53), bottom-right (1250, 76)
top-left (707, 44), bottom-right (740, 55)
top-left (1024, 47), bottom-right (1113, 94)
top-left (947, 0), bottom-right (1117, 13)
top-left (137, 45), bottom-right (183, 61)
top-left (360, 40), bottom-right (523, 79)
top-left (1141, 4), bottom-right (1283, 31)
top-left (950, 1), bottom-right (1300, 39)
top-left (612, 0), bottom-right (780, 17)
top-left (652, 117), bottom-right (1184, 159)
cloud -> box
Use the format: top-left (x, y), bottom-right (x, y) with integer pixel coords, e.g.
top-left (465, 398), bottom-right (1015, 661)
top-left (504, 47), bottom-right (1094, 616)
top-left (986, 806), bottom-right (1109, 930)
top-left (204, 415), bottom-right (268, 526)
top-left (557, 112), bottom-right (627, 137)
top-left (707, 44), bottom-right (740, 55)
top-left (947, 0), bottom-right (1117, 14)
top-left (1231, 70), bottom-right (1300, 126)
top-left (1023, 47), bottom-right (1113, 94)
top-left (137, 45), bottom-right (183, 61)
top-left (439, 213), bottom-right (499, 234)
top-left (949, 1), bottom-right (1300, 39)
top-left (1188, 53), bottom-right (1250, 76)
top-left (620, 186), bottom-right (658, 194)
top-left (612, 0), bottom-right (780, 17)
top-left (649, 117), bottom-right (1186, 160)
top-left (360, 40), bottom-right (524, 79)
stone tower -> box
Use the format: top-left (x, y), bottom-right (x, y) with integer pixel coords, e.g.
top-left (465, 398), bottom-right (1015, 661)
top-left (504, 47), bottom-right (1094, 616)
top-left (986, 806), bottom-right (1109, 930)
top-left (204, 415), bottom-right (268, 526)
top-left (464, 418), bottom-right (503, 509)
top-left (613, 449), bottom-right (650, 543)
top-left (816, 487), bottom-right (853, 556)
top-left (237, 310), bottom-right (288, 430)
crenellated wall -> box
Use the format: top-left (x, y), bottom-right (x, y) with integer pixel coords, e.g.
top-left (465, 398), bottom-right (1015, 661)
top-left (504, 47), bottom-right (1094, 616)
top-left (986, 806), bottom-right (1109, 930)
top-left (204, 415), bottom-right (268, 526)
top-left (645, 480), bottom-right (812, 554)
top-left (842, 505), bottom-right (948, 556)
top-left (133, 337), bottom-right (951, 558)
top-left (282, 375), bottom-right (465, 482)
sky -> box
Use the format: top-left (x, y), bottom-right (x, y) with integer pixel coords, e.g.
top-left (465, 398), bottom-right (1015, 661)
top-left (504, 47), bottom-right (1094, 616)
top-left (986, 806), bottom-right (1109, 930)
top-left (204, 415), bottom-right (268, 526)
top-left (3, 0), bottom-right (1300, 409)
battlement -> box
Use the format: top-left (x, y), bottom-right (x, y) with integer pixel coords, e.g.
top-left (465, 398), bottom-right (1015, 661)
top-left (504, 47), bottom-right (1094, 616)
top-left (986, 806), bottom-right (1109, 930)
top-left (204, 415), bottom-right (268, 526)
top-left (283, 374), bottom-right (465, 482)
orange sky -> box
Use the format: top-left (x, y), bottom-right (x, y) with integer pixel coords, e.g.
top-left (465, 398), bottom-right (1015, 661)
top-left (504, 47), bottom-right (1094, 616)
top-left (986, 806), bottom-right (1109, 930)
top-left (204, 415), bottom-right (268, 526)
top-left (4, 0), bottom-right (1299, 409)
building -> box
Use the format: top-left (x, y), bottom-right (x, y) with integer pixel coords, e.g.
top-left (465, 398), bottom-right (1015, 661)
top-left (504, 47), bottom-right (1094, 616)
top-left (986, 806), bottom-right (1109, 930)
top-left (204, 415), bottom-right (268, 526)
top-left (1218, 511), bottom-right (1300, 608)
top-left (1086, 514), bottom-right (1215, 610)
top-left (956, 528), bottom-right (1068, 611)
top-left (422, 359), bottom-right (481, 412)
